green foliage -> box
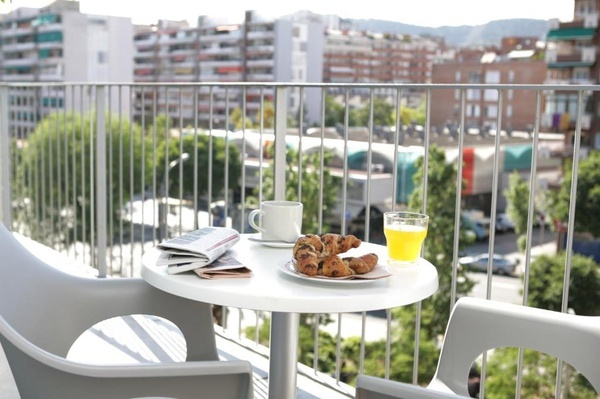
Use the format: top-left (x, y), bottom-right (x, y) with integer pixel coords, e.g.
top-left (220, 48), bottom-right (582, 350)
top-left (351, 98), bottom-right (395, 127)
top-left (155, 132), bottom-right (242, 201)
top-left (341, 328), bottom-right (439, 386)
top-left (17, 112), bottom-right (144, 246)
top-left (252, 147), bottom-right (341, 233)
top-left (526, 253), bottom-right (600, 316)
top-left (485, 347), bottom-right (597, 399)
top-left (405, 145), bottom-right (475, 339)
top-left (549, 150), bottom-right (600, 237)
top-left (322, 95), bottom-right (425, 130)
top-left (324, 95), bottom-right (345, 127)
top-left (396, 101), bottom-right (426, 126)
top-left (504, 171), bottom-right (530, 235)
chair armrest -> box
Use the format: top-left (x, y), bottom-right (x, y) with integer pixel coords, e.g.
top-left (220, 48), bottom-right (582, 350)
top-left (356, 375), bottom-right (471, 399)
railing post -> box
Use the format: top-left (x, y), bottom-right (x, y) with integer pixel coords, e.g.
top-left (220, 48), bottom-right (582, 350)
top-left (273, 86), bottom-right (287, 201)
top-left (96, 85), bottom-right (107, 277)
top-left (0, 85), bottom-right (11, 228)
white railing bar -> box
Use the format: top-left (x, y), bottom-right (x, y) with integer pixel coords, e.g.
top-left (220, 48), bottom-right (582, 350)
top-left (95, 85), bottom-right (108, 277)
top-left (0, 85), bottom-right (10, 227)
top-left (451, 88), bottom-right (467, 308)
top-left (555, 89), bottom-right (585, 397)
top-left (239, 86), bottom-right (248, 233)
top-left (297, 87), bottom-right (305, 202)
top-left (317, 87), bottom-right (326, 232)
top-left (207, 86), bottom-right (214, 226)
top-left (364, 89), bottom-right (375, 243)
top-left (340, 88), bottom-right (350, 235)
top-left (8, 81), bottom-right (600, 94)
top-left (106, 86), bottom-right (113, 274)
top-left (274, 86), bottom-right (288, 202)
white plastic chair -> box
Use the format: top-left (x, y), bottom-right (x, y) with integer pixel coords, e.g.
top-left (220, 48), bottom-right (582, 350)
top-left (0, 222), bottom-right (254, 399)
top-left (356, 296), bottom-right (600, 398)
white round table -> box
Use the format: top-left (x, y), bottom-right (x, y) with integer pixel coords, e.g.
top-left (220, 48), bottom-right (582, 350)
top-left (141, 234), bottom-right (439, 399)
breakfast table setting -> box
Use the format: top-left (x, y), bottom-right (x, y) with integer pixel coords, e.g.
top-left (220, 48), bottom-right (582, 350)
top-left (141, 201), bottom-right (438, 398)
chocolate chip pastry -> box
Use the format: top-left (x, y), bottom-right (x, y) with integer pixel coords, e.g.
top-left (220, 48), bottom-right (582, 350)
top-left (292, 233), bottom-right (378, 277)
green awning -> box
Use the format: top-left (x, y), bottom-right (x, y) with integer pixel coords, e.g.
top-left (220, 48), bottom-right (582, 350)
top-left (504, 145), bottom-right (532, 171)
top-left (547, 27), bottom-right (595, 40)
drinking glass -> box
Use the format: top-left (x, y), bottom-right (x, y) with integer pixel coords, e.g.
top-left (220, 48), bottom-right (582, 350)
top-left (383, 211), bottom-right (429, 266)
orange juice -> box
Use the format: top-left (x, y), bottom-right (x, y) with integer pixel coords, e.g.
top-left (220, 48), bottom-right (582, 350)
top-left (384, 224), bottom-right (428, 264)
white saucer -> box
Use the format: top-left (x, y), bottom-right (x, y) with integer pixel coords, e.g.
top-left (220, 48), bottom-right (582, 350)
top-left (262, 241), bottom-right (295, 248)
top-left (248, 234), bottom-right (296, 248)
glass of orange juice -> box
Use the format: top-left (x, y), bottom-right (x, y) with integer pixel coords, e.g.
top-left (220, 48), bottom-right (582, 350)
top-left (383, 211), bottom-right (429, 266)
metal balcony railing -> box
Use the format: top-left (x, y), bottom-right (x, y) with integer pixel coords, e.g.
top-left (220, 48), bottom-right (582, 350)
top-left (0, 81), bottom-right (596, 398)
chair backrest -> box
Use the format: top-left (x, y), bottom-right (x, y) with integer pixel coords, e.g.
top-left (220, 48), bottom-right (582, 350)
top-left (0, 222), bottom-right (100, 355)
top-left (429, 297), bottom-right (600, 395)
top-left (0, 223), bottom-right (219, 362)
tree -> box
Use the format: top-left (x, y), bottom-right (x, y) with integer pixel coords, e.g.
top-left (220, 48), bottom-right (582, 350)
top-left (550, 150), bottom-right (600, 237)
top-left (351, 98), bottom-right (395, 127)
top-left (324, 95), bottom-right (345, 127)
top-left (156, 132), bottom-right (242, 203)
top-left (252, 147), bottom-right (341, 233)
top-left (230, 108), bottom-right (255, 130)
top-left (503, 170), bottom-right (531, 251)
top-left (526, 253), bottom-right (600, 316)
top-left (485, 348), bottom-right (597, 399)
top-left (404, 144), bottom-right (475, 338)
top-left (504, 171), bottom-right (529, 235)
top-left (17, 112), bottom-right (145, 246)
top-left (253, 101), bottom-right (275, 129)
top-left (345, 145), bottom-right (477, 385)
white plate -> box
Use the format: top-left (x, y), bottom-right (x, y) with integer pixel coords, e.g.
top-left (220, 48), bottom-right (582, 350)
top-left (277, 260), bottom-right (391, 285)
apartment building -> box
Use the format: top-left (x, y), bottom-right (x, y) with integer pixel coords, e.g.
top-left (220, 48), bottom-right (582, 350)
top-left (544, 0), bottom-right (600, 149)
top-left (429, 44), bottom-right (547, 133)
top-left (0, 0), bottom-right (133, 137)
top-left (132, 11), bottom-right (325, 128)
top-left (323, 30), bottom-right (441, 84)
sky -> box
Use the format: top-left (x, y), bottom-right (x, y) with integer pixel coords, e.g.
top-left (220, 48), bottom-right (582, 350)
top-left (1, 0), bottom-right (575, 27)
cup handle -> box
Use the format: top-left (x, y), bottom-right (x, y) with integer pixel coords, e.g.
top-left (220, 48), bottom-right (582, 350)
top-left (248, 209), bottom-right (265, 233)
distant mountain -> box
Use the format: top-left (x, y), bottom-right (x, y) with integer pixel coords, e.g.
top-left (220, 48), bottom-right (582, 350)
top-left (350, 18), bottom-right (553, 47)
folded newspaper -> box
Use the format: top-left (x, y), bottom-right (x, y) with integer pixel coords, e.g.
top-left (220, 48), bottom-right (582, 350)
top-left (157, 227), bottom-right (252, 278)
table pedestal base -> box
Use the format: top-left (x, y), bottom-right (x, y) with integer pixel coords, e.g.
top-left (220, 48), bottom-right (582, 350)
top-left (268, 312), bottom-right (300, 398)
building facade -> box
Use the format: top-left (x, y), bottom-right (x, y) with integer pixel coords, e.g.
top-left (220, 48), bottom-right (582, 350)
top-left (544, 0), bottom-right (600, 150)
top-left (0, 0), bottom-right (133, 137)
top-left (430, 47), bottom-right (547, 133)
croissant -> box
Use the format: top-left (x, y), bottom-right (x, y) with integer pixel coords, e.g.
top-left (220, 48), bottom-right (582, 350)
top-left (319, 253), bottom-right (379, 277)
top-left (292, 234), bottom-right (378, 277)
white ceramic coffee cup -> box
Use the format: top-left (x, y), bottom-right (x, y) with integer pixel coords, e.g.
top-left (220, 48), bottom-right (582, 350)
top-left (248, 201), bottom-right (303, 242)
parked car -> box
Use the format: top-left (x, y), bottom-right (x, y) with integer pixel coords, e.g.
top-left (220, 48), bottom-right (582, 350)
top-left (459, 253), bottom-right (519, 275)
top-left (496, 213), bottom-right (515, 233)
top-left (462, 216), bottom-right (490, 241)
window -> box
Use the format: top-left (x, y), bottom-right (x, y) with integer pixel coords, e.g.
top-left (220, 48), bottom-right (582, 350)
top-left (468, 71), bottom-right (482, 83)
top-left (485, 70), bottom-right (500, 84)
top-left (485, 105), bottom-right (498, 118)
top-left (97, 51), bottom-right (106, 64)
top-left (484, 89), bottom-right (497, 101)
top-left (506, 105), bottom-right (513, 118)
top-left (455, 71), bottom-right (461, 82)
top-left (467, 89), bottom-right (481, 100)
top-left (508, 70), bottom-right (515, 83)
top-left (466, 104), bottom-right (480, 117)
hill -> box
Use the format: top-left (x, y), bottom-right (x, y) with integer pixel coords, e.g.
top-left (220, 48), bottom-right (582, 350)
top-left (350, 18), bottom-right (553, 47)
